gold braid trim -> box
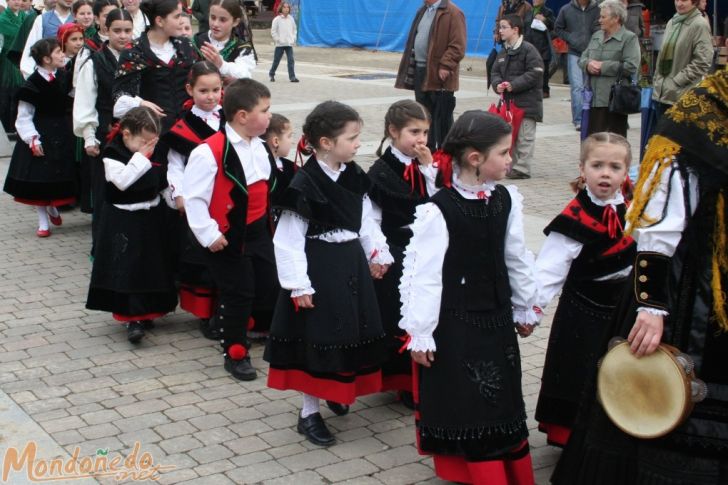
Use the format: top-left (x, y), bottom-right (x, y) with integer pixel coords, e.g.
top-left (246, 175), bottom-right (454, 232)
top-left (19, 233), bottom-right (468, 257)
top-left (712, 191), bottom-right (728, 333)
top-left (625, 135), bottom-right (681, 236)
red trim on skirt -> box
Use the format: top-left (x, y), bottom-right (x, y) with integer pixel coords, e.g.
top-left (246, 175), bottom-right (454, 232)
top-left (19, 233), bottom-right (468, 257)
top-left (112, 312), bottom-right (167, 322)
top-left (537, 422), bottom-right (571, 447)
top-left (381, 374), bottom-right (412, 393)
top-left (179, 286), bottom-right (216, 319)
top-left (267, 368), bottom-right (381, 405)
top-left (14, 196), bottom-right (76, 207)
top-left (432, 443), bottom-right (535, 485)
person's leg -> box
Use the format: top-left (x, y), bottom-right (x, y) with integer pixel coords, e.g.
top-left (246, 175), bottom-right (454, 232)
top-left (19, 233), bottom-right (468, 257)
top-left (607, 112), bottom-right (628, 137)
top-left (285, 46), bottom-right (297, 81)
top-left (269, 47), bottom-right (284, 80)
top-left (587, 107), bottom-right (609, 135)
top-left (37, 206), bottom-right (50, 232)
top-left (543, 58), bottom-right (551, 97)
top-left (567, 53), bottom-right (584, 127)
top-left (513, 118), bottom-right (536, 177)
top-left (413, 65), bottom-right (431, 112)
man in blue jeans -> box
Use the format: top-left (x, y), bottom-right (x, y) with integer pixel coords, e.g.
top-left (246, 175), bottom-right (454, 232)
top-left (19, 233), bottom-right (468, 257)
top-left (554, 0), bottom-right (599, 130)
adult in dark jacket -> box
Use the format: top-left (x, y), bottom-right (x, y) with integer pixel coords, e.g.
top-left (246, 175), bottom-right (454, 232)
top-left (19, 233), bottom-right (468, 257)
top-left (524, 0), bottom-right (554, 97)
top-left (395, 0), bottom-right (466, 150)
top-left (554, 0), bottom-right (600, 130)
top-left (491, 14), bottom-right (544, 180)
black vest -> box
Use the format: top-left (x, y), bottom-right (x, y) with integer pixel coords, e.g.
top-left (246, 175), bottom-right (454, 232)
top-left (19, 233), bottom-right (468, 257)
top-left (431, 186), bottom-right (513, 313)
top-left (367, 147), bottom-right (429, 249)
top-left (102, 135), bottom-right (165, 204)
top-left (18, 70), bottom-right (71, 117)
top-left (90, 45), bottom-right (118, 139)
top-left (276, 157), bottom-right (371, 237)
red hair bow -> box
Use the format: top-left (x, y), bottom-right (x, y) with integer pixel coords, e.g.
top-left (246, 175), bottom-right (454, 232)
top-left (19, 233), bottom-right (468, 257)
top-left (295, 135), bottom-right (311, 167)
top-left (106, 122), bottom-right (121, 144)
top-left (432, 149), bottom-right (453, 188)
top-left (182, 98), bottom-right (194, 110)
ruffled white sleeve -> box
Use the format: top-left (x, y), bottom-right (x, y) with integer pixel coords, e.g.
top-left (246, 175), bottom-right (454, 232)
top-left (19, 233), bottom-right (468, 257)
top-left (103, 152), bottom-right (152, 190)
top-left (398, 203), bottom-right (448, 352)
top-left (16, 101), bottom-right (39, 144)
top-left (19, 16), bottom-right (42, 78)
top-left (421, 164), bottom-right (440, 196)
top-left (273, 210), bottom-right (315, 296)
top-left (166, 148), bottom-right (186, 198)
top-left (183, 144), bottom-right (221, 248)
top-left (218, 50), bottom-right (256, 79)
top-left (359, 194), bottom-right (394, 265)
top-left (113, 95), bottom-right (143, 119)
top-left (534, 232), bottom-right (583, 311)
top-left (504, 185), bottom-right (539, 324)
top-left (72, 57), bottom-right (99, 147)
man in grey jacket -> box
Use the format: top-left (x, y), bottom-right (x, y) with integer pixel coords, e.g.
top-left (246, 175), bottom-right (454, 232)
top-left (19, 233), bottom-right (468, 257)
top-left (554, 0), bottom-right (600, 130)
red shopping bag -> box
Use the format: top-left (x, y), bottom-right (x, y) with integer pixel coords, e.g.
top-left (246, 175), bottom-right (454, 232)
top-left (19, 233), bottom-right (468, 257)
top-left (488, 94), bottom-right (525, 154)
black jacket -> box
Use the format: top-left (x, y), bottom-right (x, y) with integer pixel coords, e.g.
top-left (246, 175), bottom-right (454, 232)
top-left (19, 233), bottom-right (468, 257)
top-left (490, 39), bottom-right (544, 121)
top-left (524, 5), bottom-right (555, 61)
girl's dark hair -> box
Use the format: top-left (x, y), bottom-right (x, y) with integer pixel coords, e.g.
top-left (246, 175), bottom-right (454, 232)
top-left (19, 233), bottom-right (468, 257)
top-left (120, 106), bottom-right (161, 135)
top-left (303, 101), bottom-right (362, 150)
top-left (73, 0), bottom-right (94, 14)
top-left (93, 0), bottom-right (120, 17)
top-left (265, 113), bottom-right (290, 139)
top-left (105, 7), bottom-right (133, 28)
top-left (30, 38), bottom-right (60, 65)
top-left (442, 110), bottom-right (511, 168)
top-left (209, 0), bottom-right (242, 19)
top-left (501, 13), bottom-right (524, 36)
top-left (139, 0), bottom-right (179, 29)
top-left (187, 60), bottom-right (221, 86)
top-left (223, 78), bottom-right (270, 119)
top-left (277, 1), bottom-right (290, 14)
top-left (376, 99), bottom-right (430, 157)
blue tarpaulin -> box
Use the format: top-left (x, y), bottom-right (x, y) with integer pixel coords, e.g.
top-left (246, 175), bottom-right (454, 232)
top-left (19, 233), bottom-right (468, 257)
top-left (297, 0), bottom-right (502, 58)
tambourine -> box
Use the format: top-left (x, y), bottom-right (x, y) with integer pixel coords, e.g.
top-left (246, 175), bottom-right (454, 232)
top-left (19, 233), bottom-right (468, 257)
top-left (597, 337), bottom-right (707, 439)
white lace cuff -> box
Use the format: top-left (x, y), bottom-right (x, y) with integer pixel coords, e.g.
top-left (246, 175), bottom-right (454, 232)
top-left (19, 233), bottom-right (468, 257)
top-left (637, 306), bottom-right (669, 317)
top-left (370, 247), bottom-right (394, 265)
top-left (407, 335), bottom-right (437, 352)
top-left (513, 307), bottom-right (540, 325)
top-left (291, 287), bottom-right (316, 298)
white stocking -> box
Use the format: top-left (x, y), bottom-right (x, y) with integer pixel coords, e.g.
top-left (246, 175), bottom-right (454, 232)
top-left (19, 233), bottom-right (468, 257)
top-left (37, 206), bottom-right (49, 231)
top-left (301, 393), bottom-right (320, 418)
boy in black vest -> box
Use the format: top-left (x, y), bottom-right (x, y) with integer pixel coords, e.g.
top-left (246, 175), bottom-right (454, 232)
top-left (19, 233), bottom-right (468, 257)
top-left (184, 78), bottom-right (281, 381)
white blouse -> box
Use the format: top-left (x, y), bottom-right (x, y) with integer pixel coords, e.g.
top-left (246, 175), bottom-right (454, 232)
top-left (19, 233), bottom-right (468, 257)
top-left (274, 159), bottom-right (394, 297)
top-left (207, 37), bottom-right (256, 79)
top-left (15, 67), bottom-right (57, 145)
top-left (167, 105), bottom-right (221, 199)
top-left (184, 123), bottom-right (272, 248)
top-left (535, 187), bottom-right (632, 312)
top-left (73, 47), bottom-right (121, 147)
top-left (130, 9), bottom-right (148, 40)
top-left (398, 176), bottom-right (539, 352)
top-left (103, 152), bottom-right (163, 211)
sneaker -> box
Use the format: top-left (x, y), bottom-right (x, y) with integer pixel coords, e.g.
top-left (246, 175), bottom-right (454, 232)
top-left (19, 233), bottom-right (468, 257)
top-left (224, 356), bottom-right (257, 381)
top-left (126, 321), bottom-right (145, 343)
top-left (269, 75), bottom-right (275, 82)
top-left (297, 412), bottom-right (335, 447)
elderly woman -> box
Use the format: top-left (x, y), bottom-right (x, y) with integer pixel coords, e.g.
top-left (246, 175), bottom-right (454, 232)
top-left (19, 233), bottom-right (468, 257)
top-left (578, 0), bottom-right (639, 136)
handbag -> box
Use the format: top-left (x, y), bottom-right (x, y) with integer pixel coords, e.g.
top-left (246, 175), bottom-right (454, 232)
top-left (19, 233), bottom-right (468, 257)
top-left (608, 65), bottom-right (641, 115)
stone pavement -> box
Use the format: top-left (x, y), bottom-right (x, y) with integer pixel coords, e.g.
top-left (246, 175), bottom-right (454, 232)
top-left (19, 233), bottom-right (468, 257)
top-left (0, 30), bottom-right (644, 484)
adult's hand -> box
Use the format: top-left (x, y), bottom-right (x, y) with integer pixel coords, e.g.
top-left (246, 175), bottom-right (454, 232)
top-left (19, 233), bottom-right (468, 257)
top-left (628, 310), bottom-right (663, 357)
top-left (438, 68), bottom-right (450, 83)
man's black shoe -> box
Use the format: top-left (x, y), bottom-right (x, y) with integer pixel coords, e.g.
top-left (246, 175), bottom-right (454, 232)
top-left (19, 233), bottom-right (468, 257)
top-left (325, 400), bottom-right (350, 416)
top-left (127, 321), bottom-right (145, 343)
top-left (297, 412), bottom-right (335, 447)
top-left (200, 318), bottom-right (222, 340)
top-left (224, 356), bottom-right (257, 381)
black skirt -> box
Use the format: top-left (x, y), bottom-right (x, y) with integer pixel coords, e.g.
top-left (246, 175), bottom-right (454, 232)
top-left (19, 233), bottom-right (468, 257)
top-left (86, 201), bottom-right (177, 317)
top-left (535, 277), bottom-right (627, 435)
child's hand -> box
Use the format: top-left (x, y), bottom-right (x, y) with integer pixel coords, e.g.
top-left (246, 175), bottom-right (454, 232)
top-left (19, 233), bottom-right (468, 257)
top-left (413, 142), bottom-right (432, 166)
top-left (85, 144), bottom-right (100, 157)
top-left (369, 263), bottom-right (389, 279)
top-left (516, 323), bottom-right (535, 338)
top-left (200, 43), bottom-right (223, 68)
top-left (174, 196), bottom-right (185, 213)
top-left (209, 234), bottom-right (228, 252)
top-left (139, 136), bottom-right (159, 159)
top-left (140, 100), bottom-right (165, 117)
top-left (294, 294), bottom-right (314, 309)
top-left (411, 350), bottom-right (435, 367)
top-left (31, 143), bottom-right (44, 157)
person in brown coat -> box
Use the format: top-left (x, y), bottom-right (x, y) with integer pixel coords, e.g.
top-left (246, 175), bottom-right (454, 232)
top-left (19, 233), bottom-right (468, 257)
top-left (395, 0), bottom-right (466, 149)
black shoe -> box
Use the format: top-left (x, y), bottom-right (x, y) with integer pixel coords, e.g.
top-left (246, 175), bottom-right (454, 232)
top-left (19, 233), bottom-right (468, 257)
top-left (224, 356), bottom-right (257, 381)
top-left (398, 391), bottom-right (415, 410)
top-left (297, 412), bottom-right (335, 447)
top-left (269, 75), bottom-right (275, 82)
top-left (290, 78), bottom-right (299, 83)
top-left (199, 318), bottom-right (222, 340)
top-left (506, 170), bottom-right (531, 180)
top-left (141, 319), bottom-right (155, 330)
top-left (126, 321), bottom-right (145, 343)
top-left (325, 400), bottom-right (350, 416)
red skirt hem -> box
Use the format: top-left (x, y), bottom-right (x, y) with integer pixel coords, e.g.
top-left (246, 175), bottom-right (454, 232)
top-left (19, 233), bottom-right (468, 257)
top-left (112, 312), bottom-right (167, 322)
top-left (537, 422), bottom-right (571, 447)
top-left (267, 368), bottom-right (381, 405)
top-left (432, 442), bottom-right (535, 485)
top-left (179, 286), bottom-right (216, 319)
top-left (381, 374), bottom-right (412, 393)
top-left (14, 196), bottom-right (76, 207)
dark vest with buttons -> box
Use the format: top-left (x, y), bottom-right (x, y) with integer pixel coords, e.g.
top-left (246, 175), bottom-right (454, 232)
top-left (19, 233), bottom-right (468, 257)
top-left (275, 156), bottom-right (371, 237)
top-left (102, 135), bottom-right (166, 204)
top-left (544, 189), bottom-right (636, 281)
top-left (367, 147), bottom-right (429, 249)
top-left (430, 185), bottom-right (512, 314)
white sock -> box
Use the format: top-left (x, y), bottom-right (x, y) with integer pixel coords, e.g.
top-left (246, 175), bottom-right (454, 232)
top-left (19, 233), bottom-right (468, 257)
top-left (301, 394), bottom-right (320, 418)
top-left (37, 206), bottom-right (49, 230)
top-left (47, 206), bottom-right (59, 218)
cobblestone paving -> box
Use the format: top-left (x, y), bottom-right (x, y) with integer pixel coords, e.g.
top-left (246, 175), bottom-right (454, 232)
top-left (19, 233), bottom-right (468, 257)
top-left (0, 31), bottom-right (643, 484)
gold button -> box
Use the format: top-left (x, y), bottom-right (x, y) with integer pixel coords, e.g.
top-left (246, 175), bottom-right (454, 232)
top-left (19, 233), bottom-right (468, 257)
top-left (640, 292), bottom-right (649, 300)
top-left (639, 275), bottom-right (648, 283)
top-left (639, 260), bottom-right (648, 268)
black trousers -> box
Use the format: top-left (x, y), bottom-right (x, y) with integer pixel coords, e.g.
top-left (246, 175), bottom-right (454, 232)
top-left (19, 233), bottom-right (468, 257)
top-left (414, 65), bottom-right (454, 150)
top-left (203, 218), bottom-right (279, 355)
